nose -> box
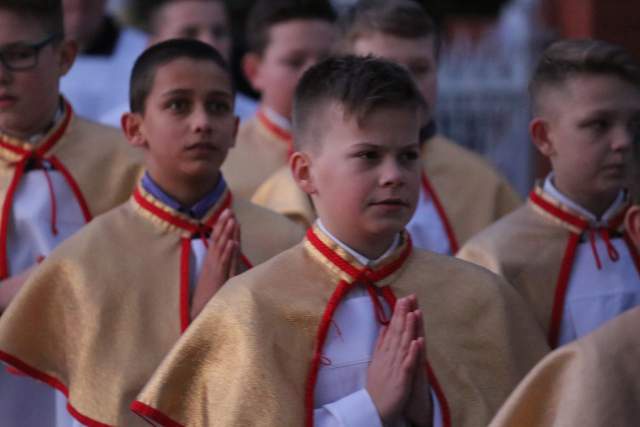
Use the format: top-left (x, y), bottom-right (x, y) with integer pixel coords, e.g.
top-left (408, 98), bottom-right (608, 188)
top-left (612, 124), bottom-right (634, 151)
top-left (379, 157), bottom-right (405, 187)
top-left (191, 105), bottom-right (213, 134)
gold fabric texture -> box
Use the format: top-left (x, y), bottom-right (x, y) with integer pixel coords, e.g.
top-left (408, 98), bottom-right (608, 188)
top-left (136, 225), bottom-right (548, 427)
top-left (490, 307), bottom-right (640, 427)
top-left (251, 134), bottom-right (522, 242)
top-left (0, 191), bottom-right (304, 426)
top-left (457, 184), bottom-right (629, 337)
top-left (222, 115), bottom-right (291, 199)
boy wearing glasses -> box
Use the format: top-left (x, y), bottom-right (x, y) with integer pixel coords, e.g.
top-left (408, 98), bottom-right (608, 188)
top-left (0, 1), bottom-right (141, 425)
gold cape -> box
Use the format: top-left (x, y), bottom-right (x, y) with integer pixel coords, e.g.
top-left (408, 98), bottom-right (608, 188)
top-left (0, 100), bottom-right (143, 278)
top-left (252, 134), bottom-right (521, 248)
top-left (489, 306), bottom-right (640, 427)
top-left (221, 111), bottom-right (293, 199)
top-left (0, 183), bottom-right (305, 426)
top-left (133, 225), bottom-right (548, 427)
top-left (457, 185), bottom-right (637, 348)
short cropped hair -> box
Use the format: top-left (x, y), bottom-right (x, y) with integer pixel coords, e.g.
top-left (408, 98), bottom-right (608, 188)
top-left (293, 55), bottom-right (423, 149)
top-left (530, 39), bottom-right (640, 116)
top-left (340, 0), bottom-right (439, 55)
top-left (129, 38), bottom-right (232, 114)
top-left (245, 0), bottom-right (336, 55)
top-left (0, 0), bottom-right (64, 36)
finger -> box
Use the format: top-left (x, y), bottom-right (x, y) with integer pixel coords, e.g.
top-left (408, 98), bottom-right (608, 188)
top-left (211, 216), bottom-right (236, 258)
top-left (399, 311), bottom-right (417, 356)
top-left (374, 325), bottom-right (388, 352)
top-left (388, 296), bottom-right (411, 342)
top-left (220, 239), bottom-right (236, 280)
top-left (403, 337), bottom-right (424, 373)
top-left (211, 209), bottom-right (232, 241)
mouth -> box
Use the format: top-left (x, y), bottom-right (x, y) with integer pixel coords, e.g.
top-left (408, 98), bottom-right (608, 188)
top-left (0, 94), bottom-right (17, 107)
top-left (185, 142), bottom-right (217, 152)
top-left (369, 198), bottom-right (410, 208)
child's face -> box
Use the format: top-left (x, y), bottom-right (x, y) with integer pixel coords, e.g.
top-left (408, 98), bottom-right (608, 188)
top-left (352, 33), bottom-right (438, 119)
top-left (0, 10), bottom-right (74, 138)
top-left (247, 19), bottom-right (335, 119)
top-left (301, 103), bottom-right (421, 255)
top-left (152, 1), bottom-right (231, 62)
top-left (126, 58), bottom-right (237, 187)
top-left (532, 74), bottom-right (640, 205)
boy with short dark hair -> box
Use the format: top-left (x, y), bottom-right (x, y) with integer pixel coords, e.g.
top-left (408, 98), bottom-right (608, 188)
top-left (252, 0), bottom-right (521, 254)
top-left (0, 1), bottom-right (142, 425)
top-left (99, 0), bottom-right (258, 126)
top-left (134, 55), bottom-right (547, 427)
top-left (458, 39), bottom-right (640, 348)
top-left (488, 147), bottom-right (640, 427)
top-left (221, 0), bottom-right (337, 198)
top-left (0, 39), bottom-right (304, 426)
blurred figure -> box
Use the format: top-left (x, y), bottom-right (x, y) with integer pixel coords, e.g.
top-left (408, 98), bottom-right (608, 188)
top-left (100, 0), bottom-right (257, 127)
top-left (60, 0), bottom-right (147, 123)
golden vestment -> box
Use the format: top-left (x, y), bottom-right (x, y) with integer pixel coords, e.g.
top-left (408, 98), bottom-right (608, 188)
top-left (221, 110), bottom-right (293, 199)
top-left (133, 225), bottom-right (548, 427)
top-left (252, 135), bottom-right (521, 250)
top-left (0, 184), bottom-right (304, 426)
top-left (457, 185), bottom-right (638, 347)
top-left (0, 100), bottom-right (142, 279)
top-left (489, 306), bottom-right (640, 427)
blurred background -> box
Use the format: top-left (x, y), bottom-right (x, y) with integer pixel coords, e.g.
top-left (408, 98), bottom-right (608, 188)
top-left (106, 0), bottom-right (640, 195)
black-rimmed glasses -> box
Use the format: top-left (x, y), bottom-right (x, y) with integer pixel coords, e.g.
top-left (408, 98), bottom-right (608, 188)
top-left (0, 34), bottom-right (62, 72)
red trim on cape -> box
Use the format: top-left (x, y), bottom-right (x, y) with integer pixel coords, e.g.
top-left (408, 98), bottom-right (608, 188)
top-left (529, 190), bottom-right (588, 231)
top-left (304, 280), bottom-right (351, 427)
top-left (179, 239), bottom-right (191, 333)
top-left (256, 110), bottom-right (294, 159)
top-left (421, 172), bottom-right (459, 254)
top-left (0, 102), bottom-right (78, 279)
top-left (131, 401), bottom-right (185, 427)
top-left (0, 350), bottom-right (114, 427)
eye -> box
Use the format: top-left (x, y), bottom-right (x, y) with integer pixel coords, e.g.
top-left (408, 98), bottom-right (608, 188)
top-left (166, 99), bottom-right (190, 114)
top-left (355, 150), bottom-right (380, 161)
top-left (400, 149), bottom-right (419, 163)
top-left (282, 56), bottom-right (305, 70)
top-left (206, 100), bottom-right (231, 114)
top-left (585, 119), bottom-right (611, 133)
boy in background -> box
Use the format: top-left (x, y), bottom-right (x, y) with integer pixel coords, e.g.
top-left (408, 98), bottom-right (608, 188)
top-left (458, 39), bottom-right (640, 348)
top-left (0, 0), bottom-right (141, 425)
top-left (99, 0), bottom-right (257, 127)
top-left (0, 39), bottom-right (303, 426)
top-left (253, 0), bottom-right (521, 254)
top-left (488, 146), bottom-right (640, 427)
top-left (221, 0), bottom-right (337, 198)
top-left (134, 55), bottom-right (547, 427)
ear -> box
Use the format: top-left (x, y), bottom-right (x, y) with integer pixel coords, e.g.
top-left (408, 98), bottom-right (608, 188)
top-left (242, 52), bottom-right (263, 92)
top-left (530, 117), bottom-right (556, 157)
top-left (121, 112), bottom-right (148, 149)
top-left (290, 151), bottom-right (316, 195)
top-left (625, 205), bottom-right (640, 249)
top-left (57, 39), bottom-right (78, 76)
top-left (230, 116), bottom-right (240, 148)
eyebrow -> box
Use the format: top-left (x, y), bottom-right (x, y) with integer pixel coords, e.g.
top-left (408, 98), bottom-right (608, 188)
top-left (350, 141), bottom-right (420, 150)
top-left (160, 88), bottom-right (233, 99)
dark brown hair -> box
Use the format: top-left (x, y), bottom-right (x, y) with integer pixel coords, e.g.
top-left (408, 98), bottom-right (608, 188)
top-left (0, 0), bottom-right (64, 36)
top-left (245, 0), bottom-right (336, 55)
top-left (530, 39), bottom-right (640, 115)
top-left (340, 0), bottom-right (439, 55)
top-left (129, 38), bottom-right (233, 114)
top-left (147, 0), bottom-right (227, 35)
top-left (293, 55), bottom-right (423, 149)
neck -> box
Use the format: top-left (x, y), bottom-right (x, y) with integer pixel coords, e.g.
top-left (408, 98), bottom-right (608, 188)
top-left (320, 220), bottom-right (397, 261)
top-left (1, 104), bottom-right (60, 141)
top-left (553, 178), bottom-right (619, 218)
top-left (146, 170), bottom-right (221, 208)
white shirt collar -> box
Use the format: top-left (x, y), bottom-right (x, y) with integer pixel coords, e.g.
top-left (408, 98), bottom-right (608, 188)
top-left (543, 173), bottom-right (626, 225)
top-left (317, 219), bottom-right (400, 266)
top-left (262, 106), bottom-right (292, 131)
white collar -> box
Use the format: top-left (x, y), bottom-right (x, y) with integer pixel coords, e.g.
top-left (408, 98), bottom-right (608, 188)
top-left (316, 219), bottom-right (400, 266)
top-left (262, 106), bottom-right (292, 131)
top-left (543, 173), bottom-right (626, 225)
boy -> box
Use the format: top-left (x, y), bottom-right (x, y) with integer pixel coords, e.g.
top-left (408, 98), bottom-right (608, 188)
top-left (489, 150), bottom-right (640, 427)
top-left (60, 0), bottom-right (147, 122)
top-left (99, 0), bottom-right (257, 127)
top-left (0, 1), bottom-right (142, 425)
top-left (253, 0), bottom-right (521, 254)
top-left (458, 39), bottom-right (640, 348)
top-left (220, 0), bottom-right (336, 198)
top-left (133, 56), bottom-right (548, 427)
top-left (0, 39), bottom-right (304, 426)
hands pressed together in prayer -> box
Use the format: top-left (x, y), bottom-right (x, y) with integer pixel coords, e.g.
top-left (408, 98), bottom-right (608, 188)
top-left (367, 295), bottom-right (433, 427)
top-left (190, 209), bottom-right (242, 319)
